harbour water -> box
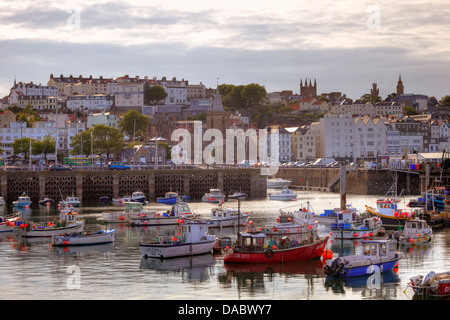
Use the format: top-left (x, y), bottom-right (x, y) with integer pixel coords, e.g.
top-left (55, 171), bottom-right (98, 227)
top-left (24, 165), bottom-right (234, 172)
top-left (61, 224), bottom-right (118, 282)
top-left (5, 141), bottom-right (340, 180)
top-left (1, 189), bottom-right (449, 301)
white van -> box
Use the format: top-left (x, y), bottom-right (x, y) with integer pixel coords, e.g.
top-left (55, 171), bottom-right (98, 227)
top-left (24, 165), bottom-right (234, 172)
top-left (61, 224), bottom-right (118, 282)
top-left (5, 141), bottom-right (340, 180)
top-left (313, 158), bottom-right (336, 166)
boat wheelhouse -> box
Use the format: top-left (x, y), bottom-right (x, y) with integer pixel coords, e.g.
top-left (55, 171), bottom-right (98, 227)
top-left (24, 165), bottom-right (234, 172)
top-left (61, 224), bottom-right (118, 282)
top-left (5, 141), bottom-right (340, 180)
top-left (207, 205), bottom-right (250, 228)
top-left (13, 193), bottom-right (32, 207)
top-left (262, 202), bottom-right (318, 235)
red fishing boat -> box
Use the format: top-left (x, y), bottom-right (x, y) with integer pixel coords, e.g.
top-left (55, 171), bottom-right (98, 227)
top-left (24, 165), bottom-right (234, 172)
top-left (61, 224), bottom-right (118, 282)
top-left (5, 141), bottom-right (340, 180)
top-left (223, 231), bottom-right (328, 264)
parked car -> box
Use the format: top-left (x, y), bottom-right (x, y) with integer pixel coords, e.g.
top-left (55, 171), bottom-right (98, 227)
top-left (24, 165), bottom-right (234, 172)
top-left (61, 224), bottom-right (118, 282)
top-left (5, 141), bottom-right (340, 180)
top-left (107, 161), bottom-right (131, 170)
top-left (49, 164), bottom-right (72, 171)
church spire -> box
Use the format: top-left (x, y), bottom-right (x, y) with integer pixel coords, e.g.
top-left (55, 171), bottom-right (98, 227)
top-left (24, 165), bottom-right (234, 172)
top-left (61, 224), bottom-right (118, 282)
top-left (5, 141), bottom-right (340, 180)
top-left (211, 88), bottom-right (224, 112)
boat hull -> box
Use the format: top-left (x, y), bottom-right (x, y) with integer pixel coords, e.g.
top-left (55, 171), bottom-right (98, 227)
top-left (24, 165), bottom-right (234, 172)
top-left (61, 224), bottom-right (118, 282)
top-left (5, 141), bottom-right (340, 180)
top-left (224, 237), bottom-right (328, 264)
top-left (269, 195), bottom-right (297, 201)
top-left (340, 259), bottom-right (400, 277)
top-left (0, 217), bottom-right (21, 233)
top-left (156, 197), bottom-right (177, 205)
top-left (365, 205), bottom-right (407, 229)
top-left (52, 230), bottom-right (115, 246)
top-left (140, 239), bottom-right (216, 259)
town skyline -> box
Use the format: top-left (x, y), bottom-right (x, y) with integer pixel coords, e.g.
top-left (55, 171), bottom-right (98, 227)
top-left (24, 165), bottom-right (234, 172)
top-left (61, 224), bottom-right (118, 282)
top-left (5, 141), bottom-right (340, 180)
top-left (1, 0), bottom-right (450, 101)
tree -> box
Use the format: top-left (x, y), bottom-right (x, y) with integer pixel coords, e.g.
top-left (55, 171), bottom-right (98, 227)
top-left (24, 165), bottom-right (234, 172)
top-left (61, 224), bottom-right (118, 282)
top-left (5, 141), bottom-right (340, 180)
top-left (403, 106), bottom-right (419, 115)
top-left (118, 109), bottom-right (150, 141)
top-left (70, 125), bottom-right (125, 160)
top-left (241, 83), bottom-right (267, 108)
top-left (144, 85), bottom-right (168, 105)
top-left (91, 125), bottom-right (125, 160)
top-left (12, 138), bottom-right (35, 159)
top-left (32, 138), bottom-right (56, 160)
top-left (439, 95), bottom-right (450, 106)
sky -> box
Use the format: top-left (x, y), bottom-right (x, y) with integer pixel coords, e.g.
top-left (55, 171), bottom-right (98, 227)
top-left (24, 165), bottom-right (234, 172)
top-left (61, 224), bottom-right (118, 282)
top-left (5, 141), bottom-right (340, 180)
top-left (1, 0), bottom-right (450, 101)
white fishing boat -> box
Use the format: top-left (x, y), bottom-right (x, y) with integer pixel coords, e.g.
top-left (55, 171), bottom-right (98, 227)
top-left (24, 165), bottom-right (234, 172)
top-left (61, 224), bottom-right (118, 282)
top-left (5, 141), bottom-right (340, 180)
top-left (128, 201), bottom-right (194, 226)
top-left (112, 191), bottom-right (147, 204)
top-left (13, 193), bottom-right (32, 208)
top-left (268, 188), bottom-right (297, 201)
top-left (98, 201), bottom-right (156, 223)
top-left (52, 229), bottom-right (115, 246)
top-left (389, 218), bottom-right (432, 246)
top-left (59, 196), bottom-right (81, 207)
top-left (207, 204), bottom-right (250, 228)
top-left (18, 206), bottom-right (84, 238)
top-left (330, 206), bottom-right (382, 240)
top-left (267, 177), bottom-right (291, 189)
top-left (140, 220), bottom-right (216, 259)
top-left (202, 189), bottom-right (224, 203)
top-left (261, 202), bottom-right (318, 235)
top-left (0, 214), bottom-right (21, 233)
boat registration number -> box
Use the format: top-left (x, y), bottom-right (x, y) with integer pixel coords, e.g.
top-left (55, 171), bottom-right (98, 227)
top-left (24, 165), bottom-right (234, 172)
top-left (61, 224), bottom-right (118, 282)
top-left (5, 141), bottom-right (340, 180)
top-left (234, 253), bottom-right (250, 259)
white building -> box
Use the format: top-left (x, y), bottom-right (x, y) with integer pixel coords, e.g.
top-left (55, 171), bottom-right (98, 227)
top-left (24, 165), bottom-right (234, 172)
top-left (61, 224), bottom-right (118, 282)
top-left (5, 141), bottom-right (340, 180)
top-left (9, 81), bottom-right (59, 104)
top-left (66, 94), bottom-right (114, 112)
top-left (287, 126), bottom-right (315, 161)
top-left (86, 111), bottom-right (118, 128)
top-left (353, 116), bottom-right (387, 159)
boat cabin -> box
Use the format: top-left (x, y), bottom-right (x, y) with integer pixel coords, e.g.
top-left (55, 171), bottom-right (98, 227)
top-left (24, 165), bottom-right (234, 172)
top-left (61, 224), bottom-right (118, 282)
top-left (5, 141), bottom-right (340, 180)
top-left (208, 189), bottom-right (222, 196)
top-left (211, 207), bottom-right (238, 219)
top-left (164, 192), bottom-right (178, 198)
top-left (125, 202), bottom-right (145, 213)
top-left (239, 232), bottom-right (265, 252)
top-left (59, 210), bottom-right (79, 223)
top-left (171, 202), bottom-right (192, 216)
top-left (181, 222), bottom-right (209, 242)
top-left (361, 240), bottom-right (397, 259)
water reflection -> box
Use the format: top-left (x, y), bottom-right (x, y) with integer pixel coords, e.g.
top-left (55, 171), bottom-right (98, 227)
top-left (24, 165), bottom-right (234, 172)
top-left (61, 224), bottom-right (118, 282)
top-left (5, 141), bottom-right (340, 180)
top-left (140, 254), bottom-right (216, 283)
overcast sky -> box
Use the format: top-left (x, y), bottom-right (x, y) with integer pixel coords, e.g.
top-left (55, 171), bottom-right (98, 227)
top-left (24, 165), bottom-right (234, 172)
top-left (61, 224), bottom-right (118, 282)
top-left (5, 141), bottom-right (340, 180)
top-left (1, 0), bottom-right (449, 101)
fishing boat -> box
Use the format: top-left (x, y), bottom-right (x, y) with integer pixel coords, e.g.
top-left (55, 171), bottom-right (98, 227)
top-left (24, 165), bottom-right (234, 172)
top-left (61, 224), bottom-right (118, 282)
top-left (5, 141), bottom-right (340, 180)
top-left (267, 177), bottom-right (291, 189)
top-left (112, 191), bottom-right (147, 204)
top-left (388, 218), bottom-right (432, 246)
top-left (38, 195), bottom-right (54, 206)
top-left (127, 201), bottom-right (194, 226)
top-left (261, 202), bottom-right (318, 235)
top-left (13, 193), bottom-right (32, 208)
top-left (227, 191), bottom-right (247, 200)
top-left (223, 231), bottom-right (328, 264)
top-left (0, 214), bottom-right (21, 233)
top-left (408, 270), bottom-right (450, 297)
top-left (268, 188), bottom-right (297, 201)
top-left (206, 204), bottom-right (250, 228)
top-left (202, 189), bottom-right (224, 203)
top-left (323, 239), bottom-right (402, 278)
top-left (140, 220), bottom-right (217, 259)
top-left (129, 191), bottom-right (147, 203)
top-left (157, 192), bottom-right (179, 205)
top-left (52, 229), bottom-right (115, 246)
top-left (330, 206), bottom-right (382, 240)
top-left (98, 201), bottom-right (155, 223)
top-left (365, 176), bottom-right (406, 228)
top-left (59, 195), bottom-right (81, 207)
top-left (18, 206), bottom-right (85, 238)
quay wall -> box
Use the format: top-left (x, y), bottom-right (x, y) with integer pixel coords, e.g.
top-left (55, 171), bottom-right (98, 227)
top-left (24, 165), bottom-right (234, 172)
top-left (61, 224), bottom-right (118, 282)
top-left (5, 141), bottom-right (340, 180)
top-left (0, 168), bottom-right (267, 204)
top-left (1, 166), bottom-right (434, 204)
top-left (275, 167), bottom-right (422, 195)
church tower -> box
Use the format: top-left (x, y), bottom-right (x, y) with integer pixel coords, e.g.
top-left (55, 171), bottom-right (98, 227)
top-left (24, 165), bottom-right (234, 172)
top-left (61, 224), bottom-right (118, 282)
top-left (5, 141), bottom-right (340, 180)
top-left (396, 74), bottom-right (404, 95)
top-left (300, 78), bottom-right (317, 98)
top-left (370, 82), bottom-right (379, 100)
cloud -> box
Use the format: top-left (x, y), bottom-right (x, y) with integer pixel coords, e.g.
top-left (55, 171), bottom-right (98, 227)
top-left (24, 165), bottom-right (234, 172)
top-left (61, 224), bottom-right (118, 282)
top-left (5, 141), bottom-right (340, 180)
top-left (0, 0), bottom-right (449, 100)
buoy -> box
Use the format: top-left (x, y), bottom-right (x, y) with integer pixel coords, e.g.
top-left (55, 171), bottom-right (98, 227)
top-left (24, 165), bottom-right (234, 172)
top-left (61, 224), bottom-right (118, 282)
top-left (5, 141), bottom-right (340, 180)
top-left (409, 238), bottom-right (413, 242)
top-left (272, 245), bottom-right (277, 250)
top-left (369, 232), bottom-right (373, 237)
top-left (363, 233), bottom-right (368, 238)
top-left (353, 232), bottom-right (358, 237)
top-left (225, 246), bottom-right (229, 250)
top-left (119, 215), bottom-right (125, 221)
top-left (249, 221), bottom-right (253, 225)
top-left (322, 249), bottom-right (333, 260)
top-left (308, 224), bottom-right (313, 230)
top-left (48, 222), bottom-right (52, 227)
top-left (64, 240), bottom-right (68, 245)
top-left (25, 206), bottom-right (28, 209)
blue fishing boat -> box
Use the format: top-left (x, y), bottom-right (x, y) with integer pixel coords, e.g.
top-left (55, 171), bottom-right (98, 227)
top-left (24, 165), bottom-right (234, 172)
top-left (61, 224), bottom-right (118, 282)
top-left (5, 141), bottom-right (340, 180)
top-left (157, 192), bottom-right (179, 205)
top-left (323, 239), bottom-right (402, 278)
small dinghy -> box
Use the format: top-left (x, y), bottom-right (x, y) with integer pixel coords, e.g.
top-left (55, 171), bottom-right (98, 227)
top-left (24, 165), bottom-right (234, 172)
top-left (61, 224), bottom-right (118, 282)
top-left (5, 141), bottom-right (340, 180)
top-left (408, 270), bottom-right (450, 297)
